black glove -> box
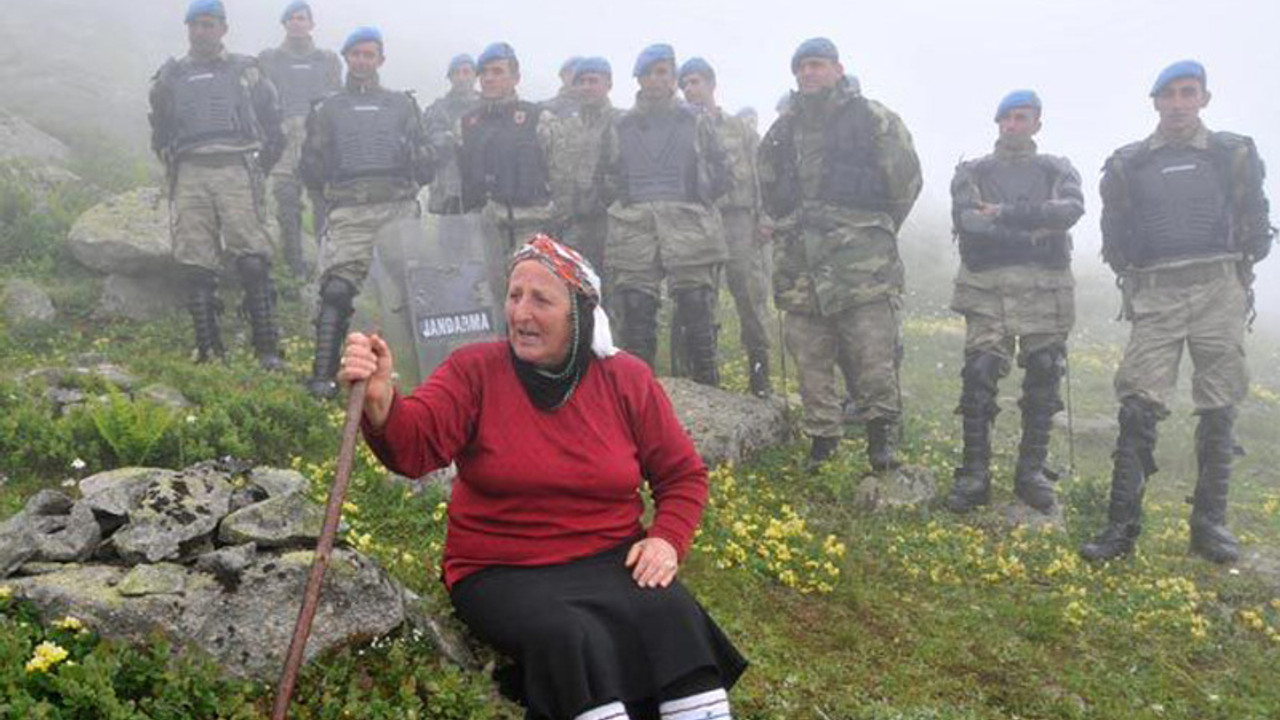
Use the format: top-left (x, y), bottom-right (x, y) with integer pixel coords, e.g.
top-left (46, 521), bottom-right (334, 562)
top-left (997, 201), bottom-right (1044, 229)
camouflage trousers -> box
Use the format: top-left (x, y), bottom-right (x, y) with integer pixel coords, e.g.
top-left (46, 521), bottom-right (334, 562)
top-left (606, 201), bottom-right (727, 297)
top-left (785, 298), bottom-right (902, 438)
top-left (171, 154), bottom-right (272, 271)
top-left (722, 207), bottom-right (771, 358)
top-left (951, 264), bottom-right (1074, 366)
top-left (270, 118), bottom-right (325, 257)
top-left (320, 199), bottom-right (421, 290)
top-left (560, 211), bottom-right (608, 280)
top-left (1114, 260), bottom-right (1249, 415)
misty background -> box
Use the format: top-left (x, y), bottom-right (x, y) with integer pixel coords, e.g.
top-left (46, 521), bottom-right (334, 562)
top-left (3, 0), bottom-right (1278, 335)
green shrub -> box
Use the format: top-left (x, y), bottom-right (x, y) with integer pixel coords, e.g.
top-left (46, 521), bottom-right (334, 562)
top-left (89, 388), bottom-right (176, 467)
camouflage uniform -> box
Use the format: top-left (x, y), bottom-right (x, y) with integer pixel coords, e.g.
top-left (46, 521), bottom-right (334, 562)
top-left (541, 85), bottom-right (580, 120)
top-left (946, 138), bottom-right (1085, 513)
top-left (759, 84), bottom-right (921, 467)
top-left (598, 93), bottom-right (730, 385)
top-left (456, 97), bottom-right (557, 315)
top-left (1082, 121), bottom-right (1273, 563)
top-left (545, 98), bottom-right (622, 273)
top-left (423, 86), bottom-right (479, 215)
top-left (708, 106), bottom-right (772, 395)
top-left (298, 74), bottom-right (434, 397)
top-left (258, 39), bottom-right (342, 275)
top-left (148, 47), bottom-right (286, 367)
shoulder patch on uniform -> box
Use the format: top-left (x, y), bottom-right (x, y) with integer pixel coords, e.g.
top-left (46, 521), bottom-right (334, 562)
top-left (513, 110), bottom-right (527, 125)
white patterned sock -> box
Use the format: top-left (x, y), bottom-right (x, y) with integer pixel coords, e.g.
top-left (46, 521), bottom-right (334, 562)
top-left (658, 688), bottom-right (732, 720)
top-left (574, 700), bottom-right (630, 720)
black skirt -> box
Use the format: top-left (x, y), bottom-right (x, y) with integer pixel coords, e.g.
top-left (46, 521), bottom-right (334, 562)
top-left (450, 540), bottom-right (748, 720)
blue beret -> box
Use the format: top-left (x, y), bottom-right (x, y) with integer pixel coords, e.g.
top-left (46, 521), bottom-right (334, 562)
top-left (678, 57), bottom-right (716, 84)
top-left (341, 26), bottom-right (383, 55)
top-left (995, 89), bottom-right (1042, 121)
top-left (573, 56), bottom-right (612, 81)
top-left (1151, 60), bottom-right (1206, 97)
top-left (633, 43), bottom-right (676, 78)
top-left (478, 42), bottom-right (518, 69)
top-left (185, 0), bottom-right (225, 23)
top-left (446, 54), bottom-right (475, 77)
top-left (280, 1), bottom-right (310, 23)
top-left (791, 37), bottom-right (838, 73)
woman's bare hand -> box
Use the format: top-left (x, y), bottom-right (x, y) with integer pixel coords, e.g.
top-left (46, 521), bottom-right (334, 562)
top-left (625, 537), bottom-right (679, 589)
top-left (338, 332), bottom-right (395, 429)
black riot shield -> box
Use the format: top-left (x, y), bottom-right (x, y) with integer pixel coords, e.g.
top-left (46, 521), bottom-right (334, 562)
top-left (368, 212), bottom-right (501, 388)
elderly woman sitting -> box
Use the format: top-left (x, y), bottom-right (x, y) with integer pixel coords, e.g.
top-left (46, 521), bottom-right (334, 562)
top-left (339, 235), bottom-right (746, 720)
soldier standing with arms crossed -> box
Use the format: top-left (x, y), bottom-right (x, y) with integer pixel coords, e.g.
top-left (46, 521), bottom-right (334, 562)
top-left (258, 1), bottom-right (341, 278)
top-left (759, 38), bottom-right (921, 471)
top-left (299, 27), bottom-right (435, 399)
top-left (149, 0), bottom-right (286, 370)
top-left (944, 90), bottom-right (1085, 514)
top-left (1081, 61), bottom-right (1273, 563)
top-left (598, 44), bottom-right (730, 387)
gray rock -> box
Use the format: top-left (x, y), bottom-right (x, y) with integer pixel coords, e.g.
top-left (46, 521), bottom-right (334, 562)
top-left (78, 363), bottom-right (140, 392)
top-left (67, 187), bottom-right (173, 276)
top-left (80, 467), bottom-right (173, 519)
top-left (110, 467), bottom-right (232, 563)
top-left (0, 108), bottom-right (70, 164)
top-left (14, 562), bottom-right (79, 577)
top-left (2, 279), bottom-right (56, 324)
top-left (43, 386), bottom-right (87, 415)
top-left (22, 489), bottom-right (75, 516)
top-left (193, 543), bottom-right (257, 588)
top-left (658, 377), bottom-right (789, 467)
top-left (98, 273), bottom-right (187, 322)
top-left (998, 499), bottom-right (1068, 533)
top-left (401, 587), bottom-right (478, 669)
top-left (118, 563), bottom-right (188, 597)
top-left (33, 502), bottom-right (102, 562)
top-left (0, 527), bottom-right (37, 579)
top-left (136, 383), bottom-right (192, 410)
top-left (854, 465), bottom-right (938, 511)
top-left (218, 492), bottom-right (325, 548)
top-left (248, 467), bottom-right (310, 498)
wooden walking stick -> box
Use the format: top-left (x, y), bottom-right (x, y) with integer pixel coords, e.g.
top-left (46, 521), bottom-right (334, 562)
top-left (271, 379), bottom-right (367, 720)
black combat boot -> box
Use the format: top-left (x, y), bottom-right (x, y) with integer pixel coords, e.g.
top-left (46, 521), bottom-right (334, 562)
top-left (237, 255), bottom-right (286, 371)
top-left (1189, 407), bottom-right (1240, 564)
top-left (865, 417), bottom-right (900, 473)
top-left (619, 291), bottom-right (659, 368)
top-left (806, 435), bottom-right (840, 473)
top-left (306, 276), bottom-right (357, 400)
top-left (946, 352), bottom-right (1003, 513)
top-left (1080, 398), bottom-right (1159, 561)
top-left (748, 351), bottom-right (773, 398)
top-left (1013, 345), bottom-right (1065, 512)
top-left (185, 266), bottom-right (225, 364)
top-left (675, 287), bottom-right (720, 388)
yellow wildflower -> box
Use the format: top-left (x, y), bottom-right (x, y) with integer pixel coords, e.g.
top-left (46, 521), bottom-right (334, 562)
top-left (52, 616), bottom-right (84, 631)
top-left (0, 586), bottom-right (11, 601)
top-left (26, 641), bottom-right (69, 673)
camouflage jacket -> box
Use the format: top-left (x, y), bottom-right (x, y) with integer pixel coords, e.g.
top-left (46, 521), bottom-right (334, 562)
top-left (704, 105), bottom-right (762, 212)
top-left (760, 85), bottom-right (922, 315)
top-left (423, 87), bottom-right (479, 213)
top-left (596, 93), bottom-right (729, 209)
top-left (298, 76), bottom-right (434, 207)
top-left (546, 99), bottom-right (622, 221)
top-left (1100, 123), bottom-right (1273, 273)
top-left (148, 48), bottom-right (286, 173)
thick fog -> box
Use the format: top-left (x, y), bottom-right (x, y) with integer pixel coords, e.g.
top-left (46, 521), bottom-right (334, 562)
top-left (3, 0), bottom-right (1279, 332)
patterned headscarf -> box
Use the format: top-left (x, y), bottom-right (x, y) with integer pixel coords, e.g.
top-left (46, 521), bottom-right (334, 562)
top-left (510, 234), bottom-right (618, 359)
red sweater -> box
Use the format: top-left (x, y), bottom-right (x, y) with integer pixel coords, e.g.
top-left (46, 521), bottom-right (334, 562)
top-left (362, 342), bottom-right (708, 589)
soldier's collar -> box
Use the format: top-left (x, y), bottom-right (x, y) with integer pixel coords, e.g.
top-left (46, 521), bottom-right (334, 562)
top-left (346, 73), bottom-right (381, 93)
top-left (1150, 121), bottom-right (1210, 150)
top-left (282, 36), bottom-right (316, 54)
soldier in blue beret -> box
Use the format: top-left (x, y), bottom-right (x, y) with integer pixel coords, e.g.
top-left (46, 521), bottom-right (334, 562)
top-left (423, 54), bottom-right (479, 215)
top-left (1081, 61), bottom-right (1273, 564)
top-left (149, 0), bottom-right (287, 369)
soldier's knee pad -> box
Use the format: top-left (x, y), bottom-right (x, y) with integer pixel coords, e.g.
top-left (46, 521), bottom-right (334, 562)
top-left (182, 264), bottom-right (219, 291)
top-left (1022, 344), bottom-right (1066, 382)
top-left (962, 352), bottom-right (1005, 394)
top-left (319, 276), bottom-right (357, 311)
top-left (236, 254), bottom-right (272, 284)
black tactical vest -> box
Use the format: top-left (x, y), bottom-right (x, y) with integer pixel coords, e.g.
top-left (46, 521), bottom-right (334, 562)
top-left (323, 89), bottom-right (415, 183)
top-left (818, 95), bottom-right (888, 211)
top-left (166, 56), bottom-right (257, 154)
top-left (261, 49), bottom-right (333, 118)
top-left (1125, 144), bottom-right (1231, 265)
top-left (458, 101), bottom-right (550, 210)
top-left (617, 107), bottom-right (699, 204)
top-left (959, 157), bottom-right (1071, 272)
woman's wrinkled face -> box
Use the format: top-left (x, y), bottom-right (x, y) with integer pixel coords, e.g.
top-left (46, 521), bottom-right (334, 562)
top-left (506, 261), bottom-right (573, 368)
